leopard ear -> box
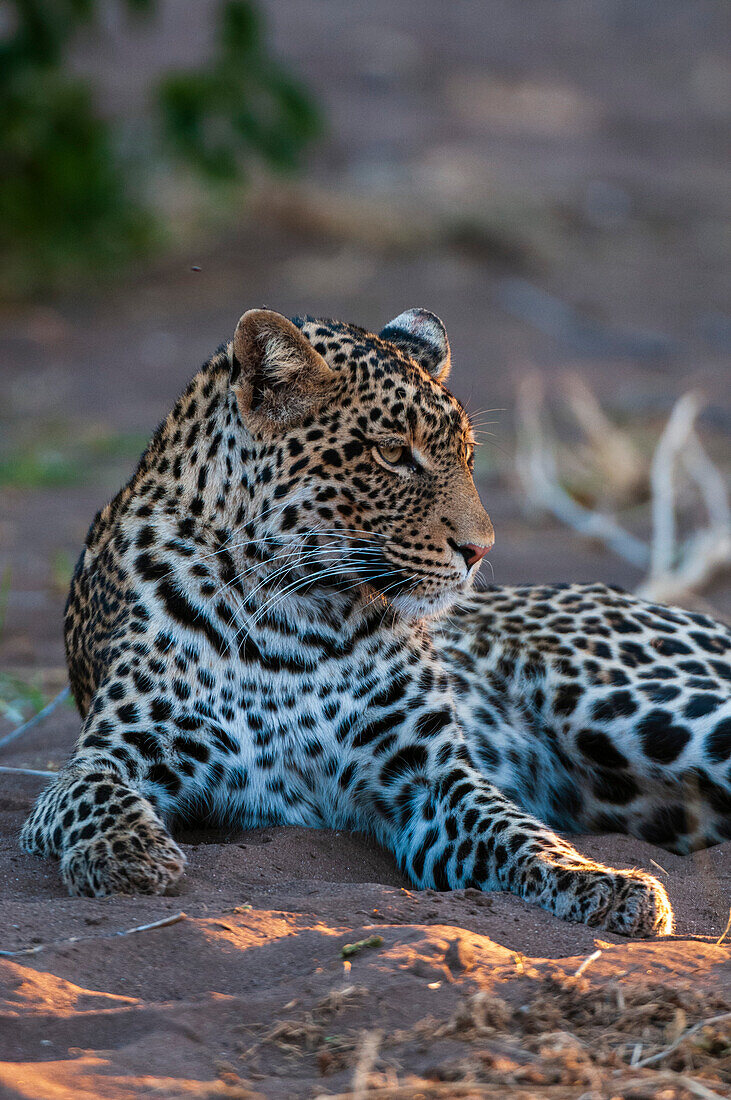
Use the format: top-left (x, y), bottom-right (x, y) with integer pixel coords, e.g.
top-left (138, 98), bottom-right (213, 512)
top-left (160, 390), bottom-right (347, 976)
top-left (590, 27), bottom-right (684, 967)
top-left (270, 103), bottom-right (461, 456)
top-left (232, 309), bottom-right (334, 428)
top-left (379, 308), bottom-right (451, 382)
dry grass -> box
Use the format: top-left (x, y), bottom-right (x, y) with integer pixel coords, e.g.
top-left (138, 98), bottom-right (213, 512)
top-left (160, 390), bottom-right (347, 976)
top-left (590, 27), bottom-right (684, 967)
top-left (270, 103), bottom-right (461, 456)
top-left (238, 969), bottom-right (731, 1099)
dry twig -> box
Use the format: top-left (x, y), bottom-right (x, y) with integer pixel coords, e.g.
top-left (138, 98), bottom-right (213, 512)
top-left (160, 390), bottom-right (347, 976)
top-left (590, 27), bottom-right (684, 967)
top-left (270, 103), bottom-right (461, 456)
top-left (634, 1010), bottom-right (731, 1068)
top-left (715, 908), bottom-right (731, 947)
top-left (0, 910), bottom-right (186, 957)
top-left (515, 375), bottom-right (649, 568)
top-left (562, 372), bottom-right (646, 503)
top-left (0, 685), bottom-right (70, 750)
top-left (0, 765), bottom-right (57, 778)
top-left (573, 949), bottom-right (601, 978)
top-left (351, 1029), bottom-right (383, 1100)
top-left (515, 377), bottom-right (731, 604)
top-left (613, 1069), bottom-right (728, 1099)
top-left (638, 392), bottom-right (731, 602)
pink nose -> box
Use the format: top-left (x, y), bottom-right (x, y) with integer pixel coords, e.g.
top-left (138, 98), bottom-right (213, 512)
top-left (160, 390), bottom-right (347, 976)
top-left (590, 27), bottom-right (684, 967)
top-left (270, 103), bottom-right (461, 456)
top-left (458, 543), bottom-right (491, 569)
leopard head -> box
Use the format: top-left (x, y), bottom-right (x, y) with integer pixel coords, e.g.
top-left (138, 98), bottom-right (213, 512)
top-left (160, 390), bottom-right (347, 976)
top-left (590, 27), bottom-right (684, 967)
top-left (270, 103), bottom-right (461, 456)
top-left (231, 308), bottom-right (494, 620)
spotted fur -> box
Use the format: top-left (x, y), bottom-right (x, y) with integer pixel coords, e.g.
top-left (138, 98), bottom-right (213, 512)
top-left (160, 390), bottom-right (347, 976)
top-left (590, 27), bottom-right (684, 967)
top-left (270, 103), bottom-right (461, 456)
top-left (21, 308), bottom-right (731, 935)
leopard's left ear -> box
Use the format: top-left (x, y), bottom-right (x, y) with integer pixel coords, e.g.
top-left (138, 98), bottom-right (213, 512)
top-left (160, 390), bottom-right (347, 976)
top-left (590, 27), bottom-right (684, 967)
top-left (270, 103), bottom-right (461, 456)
top-left (379, 308), bottom-right (451, 382)
top-left (232, 309), bottom-right (334, 429)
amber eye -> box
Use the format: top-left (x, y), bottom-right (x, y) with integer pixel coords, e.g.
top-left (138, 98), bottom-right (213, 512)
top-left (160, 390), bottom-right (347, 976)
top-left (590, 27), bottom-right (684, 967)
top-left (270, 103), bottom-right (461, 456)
top-left (377, 442), bottom-right (407, 465)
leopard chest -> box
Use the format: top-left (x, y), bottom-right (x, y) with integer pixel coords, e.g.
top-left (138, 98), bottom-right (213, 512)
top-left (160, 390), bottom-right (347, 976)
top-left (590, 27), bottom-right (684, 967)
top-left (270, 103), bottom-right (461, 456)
top-left (193, 629), bottom-right (403, 769)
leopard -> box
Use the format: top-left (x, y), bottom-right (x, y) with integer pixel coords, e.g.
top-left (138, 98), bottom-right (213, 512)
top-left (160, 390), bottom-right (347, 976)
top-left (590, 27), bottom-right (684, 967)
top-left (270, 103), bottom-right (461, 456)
top-left (20, 306), bottom-right (731, 936)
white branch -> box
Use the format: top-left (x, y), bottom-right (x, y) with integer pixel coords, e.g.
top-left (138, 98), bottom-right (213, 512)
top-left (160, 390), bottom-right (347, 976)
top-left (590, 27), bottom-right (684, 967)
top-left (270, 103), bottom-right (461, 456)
top-left (562, 372), bottom-right (645, 501)
top-left (515, 377), bottom-right (731, 605)
top-left (638, 392), bottom-right (731, 602)
top-left (515, 375), bottom-right (649, 568)
top-left (0, 686), bottom-right (70, 750)
top-left (646, 392), bottom-right (698, 581)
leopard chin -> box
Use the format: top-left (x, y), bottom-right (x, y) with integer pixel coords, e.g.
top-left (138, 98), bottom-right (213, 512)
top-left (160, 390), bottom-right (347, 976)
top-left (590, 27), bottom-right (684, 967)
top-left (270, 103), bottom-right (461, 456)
top-left (390, 586), bottom-right (464, 622)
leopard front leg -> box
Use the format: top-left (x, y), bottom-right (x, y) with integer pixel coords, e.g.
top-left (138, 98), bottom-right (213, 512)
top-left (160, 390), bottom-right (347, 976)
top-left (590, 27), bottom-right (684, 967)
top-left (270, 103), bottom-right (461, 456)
top-left (366, 738), bottom-right (673, 936)
top-left (21, 764), bottom-right (186, 897)
top-left (17, 683), bottom-right (216, 895)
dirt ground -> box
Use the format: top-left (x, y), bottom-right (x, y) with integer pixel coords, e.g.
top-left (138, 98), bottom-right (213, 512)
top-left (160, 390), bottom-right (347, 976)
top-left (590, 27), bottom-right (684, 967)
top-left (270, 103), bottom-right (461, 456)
top-left (0, 788), bottom-right (730, 1098)
top-left (1, 2), bottom-right (730, 1097)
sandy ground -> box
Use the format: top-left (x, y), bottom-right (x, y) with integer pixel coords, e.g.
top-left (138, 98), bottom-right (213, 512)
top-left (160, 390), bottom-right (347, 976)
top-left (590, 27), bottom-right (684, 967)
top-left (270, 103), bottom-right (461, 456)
top-left (1, 732), bottom-right (730, 1098)
top-left (1, 2), bottom-right (730, 1096)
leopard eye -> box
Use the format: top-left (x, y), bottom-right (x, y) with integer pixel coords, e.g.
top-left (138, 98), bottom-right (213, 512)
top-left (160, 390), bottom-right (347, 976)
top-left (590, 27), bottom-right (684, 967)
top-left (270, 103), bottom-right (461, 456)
top-left (377, 442), bottom-right (408, 466)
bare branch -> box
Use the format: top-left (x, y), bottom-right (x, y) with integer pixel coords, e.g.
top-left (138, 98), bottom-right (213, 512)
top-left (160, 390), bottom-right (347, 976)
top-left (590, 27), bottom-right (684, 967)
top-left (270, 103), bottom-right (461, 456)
top-left (562, 372), bottom-right (646, 503)
top-left (0, 911), bottom-right (186, 958)
top-left (0, 685), bottom-right (71, 750)
top-left (637, 392), bottom-right (731, 603)
top-left (515, 375), bottom-right (649, 568)
top-left (0, 765), bottom-right (57, 778)
top-left (515, 377), bottom-right (730, 605)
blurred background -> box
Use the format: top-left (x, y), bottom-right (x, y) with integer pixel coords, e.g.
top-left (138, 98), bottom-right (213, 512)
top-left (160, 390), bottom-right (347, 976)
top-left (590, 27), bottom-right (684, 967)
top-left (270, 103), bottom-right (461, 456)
top-left (0, 0), bottom-right (729, 723)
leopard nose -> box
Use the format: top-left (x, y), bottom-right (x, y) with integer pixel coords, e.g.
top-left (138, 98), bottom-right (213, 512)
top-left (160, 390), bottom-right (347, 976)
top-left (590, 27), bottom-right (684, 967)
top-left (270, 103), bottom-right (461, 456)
top-left (455, 542), bottom-right (492, 569)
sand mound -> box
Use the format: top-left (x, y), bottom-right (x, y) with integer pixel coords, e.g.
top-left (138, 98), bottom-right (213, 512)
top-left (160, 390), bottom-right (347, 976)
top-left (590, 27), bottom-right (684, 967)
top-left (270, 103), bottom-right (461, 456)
top-left (0, 773), bottom-right (729, 1099)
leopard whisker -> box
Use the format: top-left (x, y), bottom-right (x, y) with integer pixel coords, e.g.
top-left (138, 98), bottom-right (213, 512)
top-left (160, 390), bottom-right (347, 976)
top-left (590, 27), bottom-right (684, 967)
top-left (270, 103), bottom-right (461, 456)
top-left (234, 562), bottom-right (408, 646)
top-left (189, 524), bottom-right (388, 612)
top-left (227, 565), bottom-right (376, 652)
top-left (210, 546), bottom-right (387, 628)
top-left (167, 524), bottom-right (387, 585)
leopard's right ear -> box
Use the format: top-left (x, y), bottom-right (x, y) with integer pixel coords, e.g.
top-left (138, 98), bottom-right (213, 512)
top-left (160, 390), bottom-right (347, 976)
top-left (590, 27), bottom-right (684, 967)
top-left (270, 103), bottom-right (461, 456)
top-left (231, 309), bottom-right (334, 428)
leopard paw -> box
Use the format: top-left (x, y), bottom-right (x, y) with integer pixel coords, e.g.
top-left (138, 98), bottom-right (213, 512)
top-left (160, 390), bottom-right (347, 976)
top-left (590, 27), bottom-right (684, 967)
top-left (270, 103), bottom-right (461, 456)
top-left (599, 870), bottom-right (673, 937)
top-left (549, 866), bottom-right (673, 937)
top-left (60, 821), bottom-right (186, 897)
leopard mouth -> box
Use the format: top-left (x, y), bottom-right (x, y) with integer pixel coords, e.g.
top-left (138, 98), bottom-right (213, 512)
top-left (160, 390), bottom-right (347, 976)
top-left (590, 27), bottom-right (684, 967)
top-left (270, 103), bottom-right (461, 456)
top-left (354, 549), bottom-right (468, 620)
top-left (288, 541), bottom-right (468, 617)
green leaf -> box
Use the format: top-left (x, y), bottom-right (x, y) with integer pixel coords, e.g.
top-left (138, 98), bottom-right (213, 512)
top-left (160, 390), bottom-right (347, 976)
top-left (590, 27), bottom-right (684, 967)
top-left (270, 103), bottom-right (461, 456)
top-left (156, 0), bottom-right (320, 183)
top-left (0, 0), bottom-right (318, 296)
top-left (219, 0), bottom-right (261, 56)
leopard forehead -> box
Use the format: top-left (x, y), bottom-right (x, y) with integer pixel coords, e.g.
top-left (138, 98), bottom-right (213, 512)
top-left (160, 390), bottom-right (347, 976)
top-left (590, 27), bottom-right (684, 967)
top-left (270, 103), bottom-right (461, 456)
top-left (291, 314), bottom-right (471, 446)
